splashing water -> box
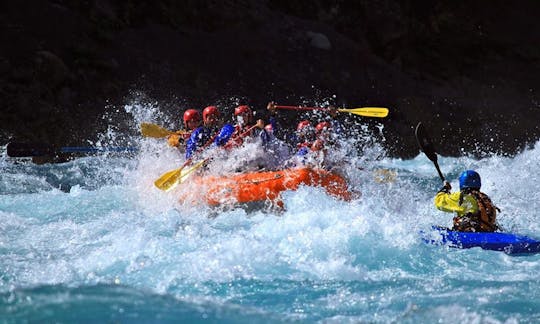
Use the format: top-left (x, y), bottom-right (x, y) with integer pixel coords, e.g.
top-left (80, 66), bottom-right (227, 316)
top-left (2, 103), bottom-right (540, 323)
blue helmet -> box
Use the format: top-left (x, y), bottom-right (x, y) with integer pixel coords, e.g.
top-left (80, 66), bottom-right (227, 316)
top-left (459, 170), bottom-right (481, 190)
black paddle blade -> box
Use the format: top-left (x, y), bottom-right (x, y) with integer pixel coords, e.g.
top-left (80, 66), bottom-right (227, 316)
top-left (414, 122), bottom-right (438, 162)
top-left (7, 142), bottom-right (54, 157)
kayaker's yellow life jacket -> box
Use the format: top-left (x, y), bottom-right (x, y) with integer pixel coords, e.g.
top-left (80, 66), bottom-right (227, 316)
top-left (434, 190), bottom-right (498, 232)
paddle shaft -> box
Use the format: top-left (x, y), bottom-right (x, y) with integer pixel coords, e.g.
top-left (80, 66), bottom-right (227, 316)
top-left (7, 142), bottom-right (137, 157)
top-left (154, 130), bottom-right (221, 190)
top-left (274, 105), bottom-right (389, 118)
top-left (274, 105), bottom-right (323, 111)
top-left (432, 159), bottom-right (446, 182)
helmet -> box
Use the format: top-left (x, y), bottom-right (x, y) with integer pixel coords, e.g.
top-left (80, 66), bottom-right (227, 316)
top-left (183, 109), bottom-right (201, 126)
top-left (203, 106), bottom-right (220, 122)
top-left (296, 120), bottom-right (311, 132)
top-left (459, 170), bottom-right (481, 190)
top-left (234, 105), bottom-right (251, 116)
top-left (315, 121), bottom-right (331, 133)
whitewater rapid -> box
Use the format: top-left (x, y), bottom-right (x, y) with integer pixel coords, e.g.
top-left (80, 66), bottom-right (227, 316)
top-left (2, 105), bottom-right (540, 322)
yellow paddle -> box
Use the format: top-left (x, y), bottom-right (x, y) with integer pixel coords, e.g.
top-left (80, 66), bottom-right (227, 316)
top-left (154, 124), bottom-right (261, 191)
top-left (140, 123), bottom-right (188, 138)
top-left (337, 107), bottom-right (388, 118)
top-left (154, 159), bottom-right (207, 191)
top-left (274, 105), bottom-right (389, 118)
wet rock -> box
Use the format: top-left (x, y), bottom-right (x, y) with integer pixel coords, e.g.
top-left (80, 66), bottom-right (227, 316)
top-left (34, 51), bottom-right (72, 89)
top-left (1, 1), bottom-right (540, 159)
top-left (306, 31), bottom-right (331, 50)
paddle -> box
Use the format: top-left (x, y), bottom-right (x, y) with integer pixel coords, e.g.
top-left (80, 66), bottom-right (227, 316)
top-left (154, 157), bottom-right (208, 191)
top-left (140, 123), bottom-right (189, 138)
top-left (7, 142), bottom-right (137, 157)
top-left (154, 124), bottom-right (261, 191)
top-left (414, 122), bottom-right (445, 182)
top-left (274, 105), bottom-right (389, 118)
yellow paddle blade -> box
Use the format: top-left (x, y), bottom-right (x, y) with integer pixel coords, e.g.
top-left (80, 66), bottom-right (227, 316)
top-left (154, 159), bottom-right (207, 191)
top-left (154, 168), bottom-right (183, 191)
top-left (141, 123), bottom-right (174, 138)
top-left (338, 107), bottom-right (389, 118)
top-left (141, 123), bottom-right (189, 138)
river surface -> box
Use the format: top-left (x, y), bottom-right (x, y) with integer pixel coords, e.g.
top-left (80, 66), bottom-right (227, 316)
top-left (2, 108), bottom-right (540, 323)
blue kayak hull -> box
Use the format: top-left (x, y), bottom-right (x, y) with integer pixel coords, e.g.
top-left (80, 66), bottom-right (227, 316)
top-left (423, 227), bottom-right (540, 254)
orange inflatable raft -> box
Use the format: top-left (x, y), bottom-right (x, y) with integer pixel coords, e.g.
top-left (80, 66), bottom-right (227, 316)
top-left (180, 167), bottom-right (352, 207)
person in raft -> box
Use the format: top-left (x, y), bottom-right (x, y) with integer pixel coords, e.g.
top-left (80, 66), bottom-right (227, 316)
top-left (167, 108), bottom-right (202, 149)
top-left (310, 121), bottom-right (333, 152)
top-left (214, 105), bottom-right (264, 148)
top-left (185, 106), bottom-right (226, 159)
top-left (295, 120), bottom-right (317, 156)
top-left (434, 170), bottom-right (500, 232)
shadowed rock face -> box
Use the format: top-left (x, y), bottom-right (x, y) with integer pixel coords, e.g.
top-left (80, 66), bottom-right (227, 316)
top-left (2, 0), bottom-right (540, 158)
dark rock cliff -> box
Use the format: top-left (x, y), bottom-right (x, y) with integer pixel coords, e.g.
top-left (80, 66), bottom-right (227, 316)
top-left (2, 0), bottom-right (540, 158)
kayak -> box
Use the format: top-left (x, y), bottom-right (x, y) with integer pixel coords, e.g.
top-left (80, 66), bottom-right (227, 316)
top-left (423, 226), bottom-right (540, 254)
top-left (179, 167), bottom-right (352, 208)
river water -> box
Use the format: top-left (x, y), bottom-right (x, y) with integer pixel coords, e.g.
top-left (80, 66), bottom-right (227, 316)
top-left (2, 108), bottom-right (540, 323)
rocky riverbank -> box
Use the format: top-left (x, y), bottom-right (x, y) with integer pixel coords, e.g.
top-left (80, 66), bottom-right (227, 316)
top-left (2, 1), bottom-right (540, 158)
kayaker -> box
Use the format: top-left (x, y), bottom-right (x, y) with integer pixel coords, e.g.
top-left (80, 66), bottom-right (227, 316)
top-left (185, 106), bottom-right (223, 159)
top-left (167, 109), bottom-right (201, 148)
top-left (434, 170), bottom-right (499, 232)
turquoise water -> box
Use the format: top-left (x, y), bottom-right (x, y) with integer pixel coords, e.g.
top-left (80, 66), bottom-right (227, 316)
top-left (2, 132), bottom-right (540, 323)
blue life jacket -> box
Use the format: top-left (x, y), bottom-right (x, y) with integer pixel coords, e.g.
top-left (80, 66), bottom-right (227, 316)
top-left (214, 124), bottom-right (235, 146)
top-left (185, 126), bottom-right (212, 159)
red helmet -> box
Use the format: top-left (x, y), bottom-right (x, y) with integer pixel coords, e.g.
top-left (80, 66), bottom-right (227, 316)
top-left (315, 121), bottom-right (331, 133)
top-left (183, 109), bottom-right (201, 126)
top-left (234, 105), bottom-right (251, 116)
top-left (203, 106), bottom-right (220, 122)
top-left (296, 120), bottom-right (312, 132)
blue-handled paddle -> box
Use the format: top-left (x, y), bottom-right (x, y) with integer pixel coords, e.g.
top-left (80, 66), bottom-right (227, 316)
top-left (7, 142), bottom-right (137, 157)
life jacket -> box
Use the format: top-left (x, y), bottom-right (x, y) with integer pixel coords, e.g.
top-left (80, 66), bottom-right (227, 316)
top-left (453, 190), bottom-right (498, 232)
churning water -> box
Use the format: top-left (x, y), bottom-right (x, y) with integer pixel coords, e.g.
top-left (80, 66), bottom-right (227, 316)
top-left (2, 105), bottom-right (540, 323)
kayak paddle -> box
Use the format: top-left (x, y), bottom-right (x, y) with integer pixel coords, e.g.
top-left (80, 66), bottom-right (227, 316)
top-left (7, 142), bottom-right (137, 157)
top-left (140, 123), bottom-right (188, 138)
top-left (414, 122), bottom-right (445, 182)
top-left (274, 105), bottom-right (389, 118)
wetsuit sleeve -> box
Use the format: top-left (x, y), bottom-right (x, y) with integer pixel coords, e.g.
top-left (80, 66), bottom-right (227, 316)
top-left (297, 146), bottom-right (309, 156)
top-left (434, 191), bottom-right (467, 214)
top-left (214, 124), bottom-right (235, 146)
top-left (259, 129), bottom-right (271, 147)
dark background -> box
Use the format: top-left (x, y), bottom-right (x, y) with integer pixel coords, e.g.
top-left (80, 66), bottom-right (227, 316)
top-left (2, 0), bottom-right (540, 158)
